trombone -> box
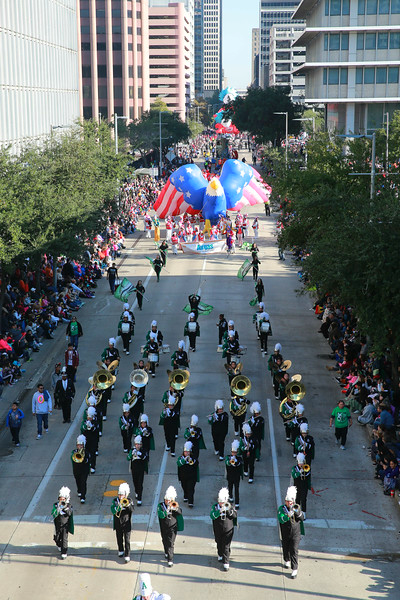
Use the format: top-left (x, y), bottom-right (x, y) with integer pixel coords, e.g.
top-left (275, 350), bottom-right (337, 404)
top-left (115, 496), bottom-right (130, 518)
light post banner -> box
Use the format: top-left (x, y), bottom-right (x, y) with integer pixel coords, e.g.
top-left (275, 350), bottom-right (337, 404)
top-left (180, 240), bottom-right (226, 254)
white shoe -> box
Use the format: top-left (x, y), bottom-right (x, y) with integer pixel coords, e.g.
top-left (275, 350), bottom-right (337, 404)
top-left (223, 563), bottom-right (229, 571)
top-left (219, 456), bottom-right (224, 461)
top-left (284, 561), bottom-right (290, 568)
top-left (248, 479), bottom-right (253, 484)
top-left (118, 551), bottom-right (124, 557)
top-left (61, 554), bottom-right (67, 559)
top-left (291, 569), bottom-right (298, 579)
top-left (168, 561), bottom-right (173, 567)
top-left (243, 472), bottom-right (248, 477)
top-left (214, 450), bottom-right (219, 455)
top-left (103, 416), bottom-right (107, 421)
top-left (137, 501), bottom-right (142, 506)
top-left (218, 556), bottom-right (223, 561)
top-left (36, 434), bottom-right (42, 439)
top-left (80, 498), bottom-right (85, 504)
top-left (90, 468), bottom-right (95, 473)
top-left (124, 449), bottom-right (128, 453)
top-left (126, 351), bottom-right (130, 355)
top-left (340, 445), bottom-right (346, 450)
top-left (125, 556), bottom-right (130, 563)
top-left (303, 512), bottom-right (306, 520)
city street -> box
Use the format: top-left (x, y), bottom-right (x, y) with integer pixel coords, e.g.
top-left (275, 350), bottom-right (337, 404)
top-left (0, 204), bottom-right (399, 600)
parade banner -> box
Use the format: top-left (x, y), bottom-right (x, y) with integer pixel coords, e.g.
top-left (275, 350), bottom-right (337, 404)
top-left (114, 277), bottom-right (136, 303)
top-left (180, 240), bottom-right (226, 254)
top-left (237, 259), bottom-right (251, 280)
top-left (182, 301), bottom-right (214, 316)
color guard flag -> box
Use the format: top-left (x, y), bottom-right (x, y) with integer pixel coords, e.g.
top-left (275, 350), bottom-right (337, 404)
top-left (182, 302), bottom-right (214, 316)
top-left (114, 278), bottom-right (136, 303)
top-left (237, 259), bottom-right (251, 280)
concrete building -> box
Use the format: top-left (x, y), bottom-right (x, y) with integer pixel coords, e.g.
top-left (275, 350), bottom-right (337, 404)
top-left (194, 0), bottom-right (222, 97)
top-left (78, 0), bottom-right (150, 122)
top-left (0, 0), bottom-right (80, 153)
top-left (252, 27), bottom-right (260, 87)
top-left (148, 2), bottom-right (191, 120)
top-left (259, 0), bottom-right (303, 88)
top-left (293, 0), bottom-right (400, 133)
top-left (269, 24), bottom-right (306, 102)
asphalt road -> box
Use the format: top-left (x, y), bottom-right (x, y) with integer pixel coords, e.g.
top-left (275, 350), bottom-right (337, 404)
top-left (0, 170), bottom-right (399, 600)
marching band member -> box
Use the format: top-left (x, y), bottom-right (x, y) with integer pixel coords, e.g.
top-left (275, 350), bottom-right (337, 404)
top-left (258, 311), bottom-right (272, 356)
top-left (135, 280), bottom-right (146, 310)
top-left (133, 573), bottom-right (166, 600)
top-left (294, 423), bottom-right (315, 465)
top-left (224, 359), bottom-right (242, 386)
top-left (239, 423), bottom-right (258, 483)
top-left (209, 399), bottom-right (229, 461)
top-left (171, 340), bottom-right (189, 370)
top-left (128, 435), bottom-right (149, 505)
top-left (230, 393), bottom-right (250, 436)
top-left (159, 240), bottom-right (168, 266)
top-left (289, 403), bottom-right (308, 450)
top-left (157, 485), bottom-right (184, 567)
top-left (162, 384), bottom-right (184, 413)
top-left (223, 320), bottom-right (239, 344)
top-left (101, 337), bottom-right (120, 364)
top-left (249, 402), bottom-right (265, 457)
top-left (278, 485), bottom-right (305, 579)
top-left (225, 440), bottom-right (243, 509)
top-left (118, 312), bottom-right (133, 355)
top-left (159, 400), bottom-right (180, 456)
top-left (255, 278), bottom-right (265, 303)
top-left (217, 313), bottom-right (228, 345)
top-left (251, 254), bottom-right (261, 281)
top-left (280, 396), bottom-right (297, 442)
top-left (278, 371), bottom-right (291, 402)
top-left (188, 293), bottom-right (201, 320)
top-left (177, 441), bottom-right (199, 508)
top-left (71, 434), bottom-right (90, 503)
top-left (171, 231), bottom-right (179, 254)
top-left (134, 414), bottom-right (155, 458)
top-left (125, 382), bottom-right (145, 425)
top-left (119, 403), bottom-right (135, 452)
top-left (153, 254), bottom-right (163, 282)
top-left (223, 331), bottom-right (240, 365)
top-left (183, 414), bottom-right (206, 459)
top-left (65, 342), bottom-right (79, 381)
top-left (111, 482), bottom-right (134, 562)
top-left (121, 302), bottom-right (135, 328)
top-left (52, 486), bottom-right (74, 559)
top-left (80, 406), bottom-right (99, 473)
top-left (143, 333), bottom-right (159, 378)
top-left (290, 452), bottom-right (311, 519)
top-left (252, 302), bottom-right (265, 338)
top-left (268, 344), bottom-right (283, 385)
top-left (184, 312), bottom-right (200, 352)
top-left (210, 487), bottom-right (237, 572)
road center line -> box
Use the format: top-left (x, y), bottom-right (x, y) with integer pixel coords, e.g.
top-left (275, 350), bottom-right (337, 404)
top-left (267, 397), bottom-right (282, 509)
top-left (148, 447), bottom-right (168, 529)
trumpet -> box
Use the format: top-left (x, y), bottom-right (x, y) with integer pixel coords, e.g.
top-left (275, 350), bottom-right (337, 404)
top-left (229, 455), bottom-right (237, 466)
top-left (220, 501), bottom-right (231, 520)
top-left (141, 427), bottom-right (150, 437)
top-left (170, 501), bottom-right (179, 510)
top-left (72, 449), bottom-right (85, 463)
top-left (85, 420), bottom-right (93, 431)
top-left (185, 456), bottom-right (194, 465)
top-left (130, 448), bottom-right (139, 460)
top-left (301, 464), bottom-right (311, 476)
top-left (58, 501), bottom-right (66, 510)
top-left (115, 496), bottom-right (130, 518)
top-left (190, 427), bottom-right (196, 437)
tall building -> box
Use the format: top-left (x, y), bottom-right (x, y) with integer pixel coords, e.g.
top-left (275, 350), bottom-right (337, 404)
top-left (194, 0), bottom-right (222, 97)
top-left (252, 28), bottom-right (260, 87)
top-left (148, 2), bottom-right (192, 119)
top-left (78, 0), bottom-right (150, 122)
top-left (259, 0), bottom-right (303, 88)
top-left (293, 0), bottom-right (400, 133)
top-left (0, 0), bottom-right (80, 153)
top-left (269, 24), bottom-right (306, 102)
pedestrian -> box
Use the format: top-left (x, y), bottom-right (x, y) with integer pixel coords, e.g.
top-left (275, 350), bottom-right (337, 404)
top-left (111, 482), bottom-right (134, 562)
top-left (51, 363), bottom-right (62, 403)
top-left (217, 313), bottom-right (228, 346)
top-left (51, 486), bottom-right (74, 560)
top-left (210, 487), bottom-right (237, 572)
top-left (278, 485), bottom-right (305, 579)
top-left (107, 262), bottom-right (119, 294)
top-left (32, 383), bottom-right (52, 439)
top-left (159, 240), bottom-right (168, 266)
top-left (252, 217), bottom-right (259, 239)
top-left (6, 401), bottom-right (24, 446)
top-left (171, 231), bottom-right (179, 255)
top-left (153, 254), bottom-right (163, 282)
top-left (135, 280), bottom-right (146, 310)
top-left (54, 366), bottom-right (76, 423)
top-left (251, 255), bottom-right (261, 281)
top-left (157, 485), bottom-right (184, 567)
top-left (255, 278), bottom-right (265, 303)
top-left (66, 316), bottom-right (83, 349)
top-left (225, 440), bottom-right (243, 509)
top-left (329, 398), bottom-right (352, 450)
top-left (65, 342), bottom-right (79, 381)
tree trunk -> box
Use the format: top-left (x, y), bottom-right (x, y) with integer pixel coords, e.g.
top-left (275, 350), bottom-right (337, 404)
top-left (0, 260), bottom-right (7, 334)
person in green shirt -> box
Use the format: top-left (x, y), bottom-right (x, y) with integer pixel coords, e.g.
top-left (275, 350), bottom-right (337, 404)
top-left (330, 399), bottom-right (352, 450)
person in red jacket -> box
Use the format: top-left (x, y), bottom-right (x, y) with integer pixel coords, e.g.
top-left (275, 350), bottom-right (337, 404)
top-left (65, 342), bottom-right (79, 381)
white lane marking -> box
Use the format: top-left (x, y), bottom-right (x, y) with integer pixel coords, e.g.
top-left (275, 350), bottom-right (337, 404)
top-left (148, 448), bottom-right (168, 529)
top-left (267, 397), bottom-right (282, 508)
top-left (197, 259), bottom-right (207, 295)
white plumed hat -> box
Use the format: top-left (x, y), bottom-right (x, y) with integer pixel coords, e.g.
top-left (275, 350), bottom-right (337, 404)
top-left (178, 340), bottom-right (185, 349)
top-left (296, 403), bottom-right (305, 415)
top-left (297, 452), bottom-right (306, 464)
top-left (156, 595), bottom-right (171, 600)
top-left (123, 302), bottom-right (130, 309)
top-left (164, 485), bottom-right (177, 501)
top-left (184, 441), bottom-right (193, 452)
top-left (190, 414), bottom-right (198, 426)
top-left (134, 435), bottom-right (142, 445)
top-left (218, 487), bottom-right (229, 503)
top-left (258, 302), bottom-right (265, 309)
top-left (242, 423), bottom-right (252, 435)
top-left (109, 337), bottom-right (116, 345)
top-left (215, 399), bottom-right (224, 410)
top-left (88, 395), bottom-right (96, 406)
top-left (300, 423), bottom-right (309, 433)
top-left (189, 312), bottom-right (195, 319)
top-left (228, 320), bottom-right (234, 326)
top-left (151, 320), bottom-right (157, 327)
top-left (77, 434), bottom-right (86, 446)
top-left (139, 573), bottom-right (152, 595)
top-left (87, 406), bottom-right (96, 417)
top-left (250, 401), bottom-right (261, 414)
top-left (231, 440), bottom-right (240, 451)
top-left (123, 403), bottom-right (130, 412)
top-left (285, 486), bottom-right (297, 502)
top-left (140, 413), bottom-right (149, 423)
top-left (275, 343), bottom-right (282, 352)
top-left (118, 482), bottom-right (130, 496)
top-left (59, 486), bottom-right (70, 500)
top-left (123, 311), bottom-right (129, 318)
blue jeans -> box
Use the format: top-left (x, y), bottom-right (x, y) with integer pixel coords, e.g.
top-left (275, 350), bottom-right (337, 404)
top-left (70, 334), bottom-right (79, 348)
top-left (36, 413), bottom-right (49, 435)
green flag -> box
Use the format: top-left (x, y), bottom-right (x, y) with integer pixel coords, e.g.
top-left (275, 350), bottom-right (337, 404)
top-left (182, 301), bottom-right (214, 316)
top-left (114, 277), bottom-right (136, 303)
top-left (249, 296), bottom-right (258, 306)
top-left (237, 259), bottom-right (251, 280)
top-left (240, 241), bottom-right (252, 250)
top-left (145, 255), bottom-right (155, 268)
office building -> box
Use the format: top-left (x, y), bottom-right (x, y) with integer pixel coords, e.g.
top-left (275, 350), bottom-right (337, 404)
top-left (194, 0), bottom-right (222, 97)
top-left (293, 0), bottom-right (400, 133)
top-left (259, 0), bottom-right (303, 88)
top-left (252, 27), bottom-right (260, 87)
top-left (148, 2), bottom-right (192, 119)
top-left (0, 0), bottom-right (80, 153)
top-left (79, 0), bottom-right (150, 122)
top-left (269, 24), bottom-right (306, 102)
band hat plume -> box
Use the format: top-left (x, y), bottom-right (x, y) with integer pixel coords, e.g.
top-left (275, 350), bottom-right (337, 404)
top-left (228, 320), bottom-right (234, 326)
top-left (250, 402), bottom-right (261, 414)
top-left (140, 573), bottom-right (152, 595)
top-left (59, 486), bottom-right (70, 500)
top-left (87, 406), bottom-right (96, 417)
top-left (231, 440), bottom-right (240, 451)
top-left (215, 399), bottom-right (224, 410)
top-left (189, 312), bottom-right (195, 319)
top-left (123, 403), bottom-right (130, 412)
top-left (123, 302), bottom-right (130, 309)
top-left (156, 595), bottom-right (171, 600)
top-left (285, 486), bottom-right (297, 502)
top-left (164, 486), bottom-right (177, 501)
top-left (88, 395), bottom-right (96, 406)
top-left (149, 332), bottom-right (158, 341)
top-left (190, 415), bottom-right (198, 426)
top-left (296, 403), bottom-right (305, 415)
top-left (184, 441), bottom-right (193, 452)
top-left (118, 482), bottom-right (130, 496)
top-left (123, 311), bottom-right (129, 318)
top-left (275, 343), bottom-right (282, 352)
top-left (151, 320), bottom-right (157, 327)
top-left (300, 423), bottom-right (309, 432)
top-left (77, 434), bottom-right (86, 446)
top-left (297, 452), bottom-right (306, 464)
top-left (140, 414), bottom-right (149, 423)
top-left (109, 337), bottom-right (116, 345)
top-left (178, 340), bottom-right (185, 349)
top-left (218, 487), bottom-right (229, 503)
top-left (134, 435), bottom-right (142, 445)
top-left (242, 423), bottom-right (252, 435)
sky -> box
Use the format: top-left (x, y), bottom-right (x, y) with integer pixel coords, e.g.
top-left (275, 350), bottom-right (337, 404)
top-left (222, 0), bottom-right (259, 90)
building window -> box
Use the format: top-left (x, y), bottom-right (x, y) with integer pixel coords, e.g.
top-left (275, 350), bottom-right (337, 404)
top-left (113, 25), bottom-right (121, 34)
top-left (128, 27), bottom-right (133, 34)
top-left (357, 33), bottom-right (364, 50)
top-left (82, 65), bottom-right (91, 78)
top-left (367, 0), bottom-right (377, 13)
top-left (324, 34), bottom-right (328, 50)
top-left (341, 33), bottom-right (349, 49)
top-left (98, 85), bottom-right (108, 99)
top-left (356, 68), bottom-right (363, 83)
top-left (81, 25), bottom-right (90, 34)
top-left (329, 33), bottom-right (340, 50)
top-left (114, 106), bottom-right (123, 116)
top-left (112, 9), bottom-right (121, 17)
top-left (392, 0), bottom-right (400, 11)
top-left (129, 66), bottom-right (134, 78)
top-left (98, 65), bottom-right (107, 78)
top-left (83, 107), bottom-right (92, 120)
top-left (364, 67), bottom-right (375, 83)
top-left (96, 9), bottom-right (105, 18)
top-left (129, 86), bottom-right (134, 98)
top-left (83, 85), bottom-right (91, 99)
top-left (138, 66), bottom-right (142, 78)
top-left (97, 26), bottom-right (106, 34)
top-left (97, 43), bottom-right (106, 50)
top-left (328, 68), bottom-right (339, 84)
top-left (388, 66), bottom-right (399, 82)
top-left (113, 42), bottom-right (122, 50)
top-left (138, 44), bottom-right (142, 51)
top-left (128, 43), bottom-right (133, 50)
top-left (137, 27), bottom-right (142, 35)
top-left (378, 32), bottom-right (388, 48)
top-left (138, 87), bottom-right (143, 99)
top-left (81, 42), bottom-right (90, 51)
top-left (390, 32), bottom-right (400, 48)
top-left (114, 86), bottom-right (123, 99)
top-left (340, 67), bottom-right (348, 84)
top-left (376, 67), bottom-right (387, 83)
top-left (379, 0), bottom-right (389, 12)
top-left (113, 65), bottom-right (123, 78)
top-left (130, 107), bottom-right (134, 120)
top-left (358, 0), bottom-right (365, 12)
top-left (323, 68), bottom-right (327, 84)
top-left (365, 33), bottom-right (376, 49)
top-left (80, 9), bottom-right (89, 17)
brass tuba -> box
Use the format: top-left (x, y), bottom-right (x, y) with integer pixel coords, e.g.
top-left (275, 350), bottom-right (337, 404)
top-left (285, 380), bottom-right (306, 402)
top-left (230, 375), bottom-right (251, 397)
top-left (85, 387), bottom-right (102, 406)
top-left (279, 398), bottom-right (298, 420)
top-left (72, 449), bottom-right (85, 463)
top-left (168, 369), bottom-right (190, 391)
top-left (90, 369), bottom-right (116, 390)
top-left (130, 369), bottom-right (149, 388)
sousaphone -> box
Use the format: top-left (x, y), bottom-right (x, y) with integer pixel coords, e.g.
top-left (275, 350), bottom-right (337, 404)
top-left (130, 369), bottom-right (149, 388)
top-left (167, 369), bottom-right (190, 391)
top-left (281, 360), bottom-right (292, 372)
top-left (230, 375), bottom-right (251, 397)
top-left (285, 379), bottom-right (306, 402)
top-left (279, 397), bottom-right (298, 420)
top-left (89, 369), bottom-right (116, 390)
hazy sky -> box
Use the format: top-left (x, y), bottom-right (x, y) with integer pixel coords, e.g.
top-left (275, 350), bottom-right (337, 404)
top-left (222, 0), bottom-right (259, 90)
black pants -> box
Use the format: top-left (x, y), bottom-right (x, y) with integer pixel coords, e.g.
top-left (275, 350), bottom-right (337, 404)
top-left (155, 267), bottom-right (161, 282)
top-left (121, 429), bottom-right (132, 452)
top-left (74, 470), bottom-right (88, 500)
top-left (121, 332), bottom-right (130, 352)
top-left (284, 422), bottom-right (291, 440)
top-left (253, 267), bottom-right (259, 280)
top-left (164, 425), bottom-right (177, 452)
top-left (66, 366), bottom-right (76, 381)
top-left (260, 332), bottom-right (268, 352)
top-left (243, 455), bottom-right (255, 479)
top-left (233, 414), bottom-right (246, 436)
top-left (61, 399), bottom-right (72, 422)
top-left (227, 479), bottom-right (240, 505)
top-left (188, 332), bottom-right (197, 350)
top-left (86, 443), bottom-right (97, 470)
top-left (213, 525), bottom-right (234, 564)
top-left (160, 523), bottom-right (177, 561)
top-left (335, 426), bottom-right (348, 446)
top-left (132, 469), bottom-right (145, 501)
top-left (137, 295), bottom-right (143, 310)
top-left (295, 482), bottom-right (308, 512)
top-left (180, 478), bottom-right (196, 504)
top-left (10, 426), bottom-right (21, 444)
top-left (115, 523), bottom-right (131, 557)
top-left (212, 432), bottom-right (226, 458)
top-left (281, 528), bottom-right (301, 570)
top-left (54, 523), bottom-right (69, 554)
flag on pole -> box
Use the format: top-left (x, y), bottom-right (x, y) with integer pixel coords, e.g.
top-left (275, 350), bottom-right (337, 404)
top-left (145, 256), bottom-right (155, 269)
top-left (182, 301), bottom-right (214, 316)
top-left (237, 259), bottom-right (251, 280)
top-left (249, 296), bottom-right (258, 306)
top-left (240, 241), bottom-right (252, 251)
top-left (114, 277), bottom-right (136, 303)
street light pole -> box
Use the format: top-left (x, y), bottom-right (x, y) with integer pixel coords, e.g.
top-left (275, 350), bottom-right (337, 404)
top-left (114, 113), bottom-right (128, 155)
top-left (274, 111), bottom-right (288, 168)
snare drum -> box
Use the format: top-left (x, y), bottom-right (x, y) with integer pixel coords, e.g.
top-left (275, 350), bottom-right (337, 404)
top-left (238, 346), bottom-right (247, 355)
top-left (148, 353), bottom-right (159, 363)
top-left (162, 344), bottom-right (170, 354)
top-left (217, 345), bottom-right (223, 353)
top-left (260, 322), bottom-right (270, 333)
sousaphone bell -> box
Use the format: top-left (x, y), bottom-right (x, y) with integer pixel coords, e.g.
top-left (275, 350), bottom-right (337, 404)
top-left (285, 379), bottom-right (306, 402)
top-left (89, 369), bottom-right (116, 390)
top-left (130, 369), bottom-right (149, 388)
top-left (230, 375), bottom-right (251, 397)
top-left (167, 369), bottom-right (190, 391)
